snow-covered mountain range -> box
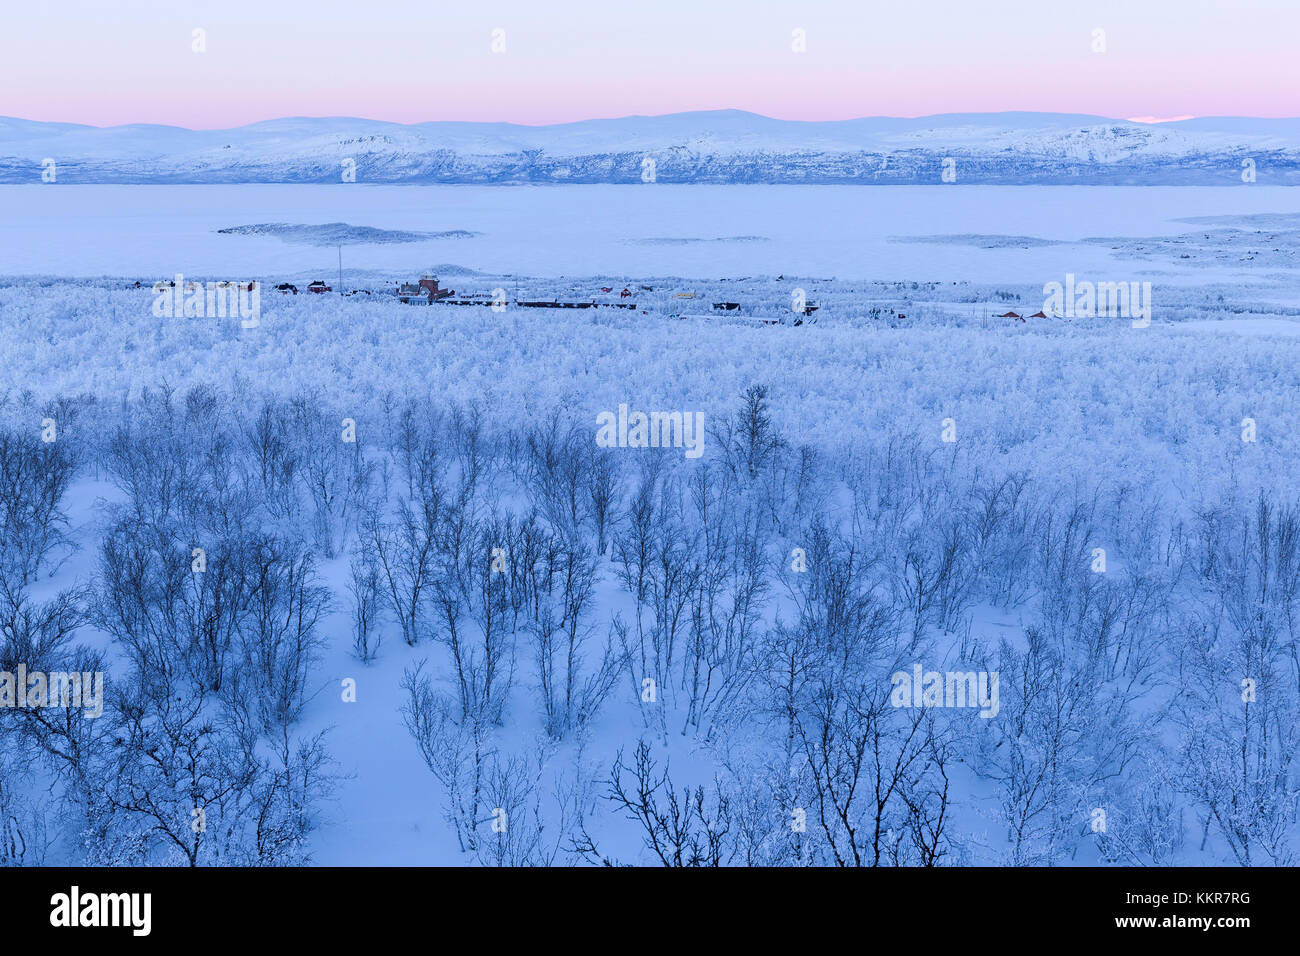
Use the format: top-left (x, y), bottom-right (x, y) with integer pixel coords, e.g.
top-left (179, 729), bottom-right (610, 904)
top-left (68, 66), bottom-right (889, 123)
top-left (3, 110), bottom-right (1299, 184)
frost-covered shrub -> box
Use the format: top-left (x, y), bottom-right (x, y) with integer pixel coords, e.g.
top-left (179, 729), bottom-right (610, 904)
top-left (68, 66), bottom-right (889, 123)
top-left (0, 428), bottom-right (75, 587)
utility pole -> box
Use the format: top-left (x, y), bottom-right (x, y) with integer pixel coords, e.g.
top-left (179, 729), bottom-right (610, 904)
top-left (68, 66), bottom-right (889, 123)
top-left (338, 244), bottom-right (343, 295)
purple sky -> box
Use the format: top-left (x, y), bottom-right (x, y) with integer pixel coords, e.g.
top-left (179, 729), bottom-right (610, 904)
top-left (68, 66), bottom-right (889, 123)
top-left (4, 0), bottom-right (1297, 128)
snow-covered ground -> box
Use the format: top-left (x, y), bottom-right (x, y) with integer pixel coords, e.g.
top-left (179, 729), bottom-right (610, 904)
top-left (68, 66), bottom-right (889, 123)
top-left (2, 183), bottom-right (1299, 868)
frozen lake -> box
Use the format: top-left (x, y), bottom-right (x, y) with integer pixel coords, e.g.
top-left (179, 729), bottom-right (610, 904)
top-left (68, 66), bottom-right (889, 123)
top-left (3, 184), bottom-right (1299, 283)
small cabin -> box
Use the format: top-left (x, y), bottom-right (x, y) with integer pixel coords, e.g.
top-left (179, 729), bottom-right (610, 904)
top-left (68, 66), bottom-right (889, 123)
top-left (307, 280), bottom-right (332, 294)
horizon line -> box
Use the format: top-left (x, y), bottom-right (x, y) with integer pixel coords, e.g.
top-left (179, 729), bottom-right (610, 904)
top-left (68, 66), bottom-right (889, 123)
top-left (12, 107), bottom-right (1300, 134)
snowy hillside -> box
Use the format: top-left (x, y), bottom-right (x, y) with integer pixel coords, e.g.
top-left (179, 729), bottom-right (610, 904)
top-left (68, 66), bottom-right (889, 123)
top-left (3, 111), bottom-right (1299, 184)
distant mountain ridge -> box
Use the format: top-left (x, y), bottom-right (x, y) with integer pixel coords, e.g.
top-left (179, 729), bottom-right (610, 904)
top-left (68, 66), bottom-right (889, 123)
top-left (2, 110), bottom-right (1298, 184)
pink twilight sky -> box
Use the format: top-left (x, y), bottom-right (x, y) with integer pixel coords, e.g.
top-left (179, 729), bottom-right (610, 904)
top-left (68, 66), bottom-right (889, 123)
top-left (3, 0), bottom-right (1297, 129)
